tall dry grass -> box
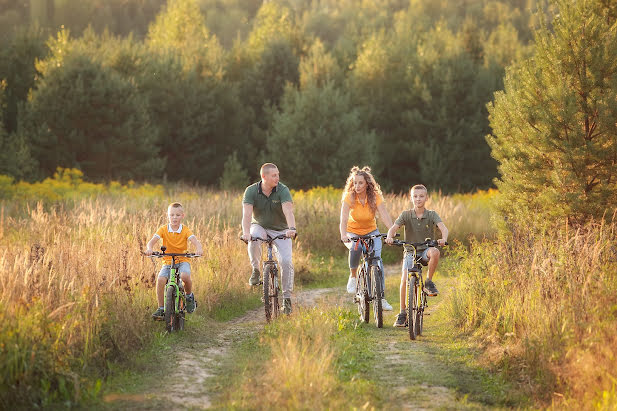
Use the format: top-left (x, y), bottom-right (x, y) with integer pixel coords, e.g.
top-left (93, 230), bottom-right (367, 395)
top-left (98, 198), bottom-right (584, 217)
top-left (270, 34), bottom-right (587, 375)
top-left (447, 217), bottom-right (617, 408)
top-left (0, 183), bottom-right (493, 406)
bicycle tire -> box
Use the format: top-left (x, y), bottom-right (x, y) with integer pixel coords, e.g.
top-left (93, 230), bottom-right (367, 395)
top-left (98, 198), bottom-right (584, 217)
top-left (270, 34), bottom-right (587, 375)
top-left (165, 285), bottom-right (176, 333)
top-left (177, 294), bottom-right (185, 331)
top-left (408, 275), bottom-right (418, 340)
top-left (270, 266), bottom-right (280, 320)
top-left (417, 287), bottom-right (425, 336)
top-left (263, 264), bottom-right (272, 322)
top-left (372, 265), bottom-right (383, 328)
top-left (358, 267), bottom-right (370, 323)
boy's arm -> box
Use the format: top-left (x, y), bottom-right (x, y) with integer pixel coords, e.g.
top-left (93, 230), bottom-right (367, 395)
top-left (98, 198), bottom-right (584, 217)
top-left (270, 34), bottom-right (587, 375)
top-left (145, 235), bottom-right (160, 255)
top-left (241, 203), bottom-right (253, 242)
top-left (436, 222), bottom-right (449, 246)
top-left (189, 236), bottom-right (203, 256)
top-left (385, 223), bottom-right (401, 244)
top-left (282, 202), bottom-right (297, 238)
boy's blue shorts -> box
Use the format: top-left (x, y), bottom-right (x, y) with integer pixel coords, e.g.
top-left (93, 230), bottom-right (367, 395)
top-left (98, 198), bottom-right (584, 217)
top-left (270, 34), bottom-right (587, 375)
top-left (158, 262), bottom-right (191, 279)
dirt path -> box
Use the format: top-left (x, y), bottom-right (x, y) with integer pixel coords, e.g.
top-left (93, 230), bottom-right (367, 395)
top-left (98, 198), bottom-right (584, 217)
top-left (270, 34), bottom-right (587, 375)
top-left (102, 268), bottom-right (512, 410)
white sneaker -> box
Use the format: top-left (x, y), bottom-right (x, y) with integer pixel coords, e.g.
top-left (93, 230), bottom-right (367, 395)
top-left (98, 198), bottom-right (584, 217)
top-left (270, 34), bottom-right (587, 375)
top-left (382, 298), bottom-right (393, 311)
top-left (346, 276), bottom-right (356, 294)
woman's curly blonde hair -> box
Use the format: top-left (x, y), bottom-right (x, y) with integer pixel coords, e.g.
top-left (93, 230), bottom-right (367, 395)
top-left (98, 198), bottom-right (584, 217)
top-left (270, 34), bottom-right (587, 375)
top-left (342, 166), bottom-right (383, 213)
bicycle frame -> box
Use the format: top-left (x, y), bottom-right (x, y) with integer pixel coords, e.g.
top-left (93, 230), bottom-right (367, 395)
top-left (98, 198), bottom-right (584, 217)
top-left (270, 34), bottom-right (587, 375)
top-left (356, 238), bottom-right (382, 302)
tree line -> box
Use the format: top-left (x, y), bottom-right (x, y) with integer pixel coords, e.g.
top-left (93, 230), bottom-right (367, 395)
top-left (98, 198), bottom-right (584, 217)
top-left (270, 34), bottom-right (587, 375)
top-left (1, 0), bottom-right (539, 192)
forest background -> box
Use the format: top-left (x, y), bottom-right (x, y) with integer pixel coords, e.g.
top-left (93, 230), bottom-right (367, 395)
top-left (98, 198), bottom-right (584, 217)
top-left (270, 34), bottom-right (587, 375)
top-left (1, 0), bottom-right (538, 192)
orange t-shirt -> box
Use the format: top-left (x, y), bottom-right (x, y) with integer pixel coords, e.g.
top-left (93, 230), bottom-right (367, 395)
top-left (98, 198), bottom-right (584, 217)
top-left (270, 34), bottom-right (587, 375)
top-left (343, 192), bottom-right (384, 235)
top-left (155, 224), bottom-right (195, 264)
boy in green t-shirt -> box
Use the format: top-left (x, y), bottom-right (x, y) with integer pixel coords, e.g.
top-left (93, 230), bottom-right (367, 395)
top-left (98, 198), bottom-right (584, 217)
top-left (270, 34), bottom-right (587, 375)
top-left (385, 184), bottom-right (449, 328)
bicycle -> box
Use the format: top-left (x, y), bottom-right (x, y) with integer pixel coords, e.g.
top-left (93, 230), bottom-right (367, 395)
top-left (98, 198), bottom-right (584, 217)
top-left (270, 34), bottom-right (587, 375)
top-left (343, 233), bottom-right (391, 328)
top-left (241, 234), bottom-right (291, 323)
top-left (389, 239), bottom-right (446, 340)
top-left (147, 246), bottom-right (200, 332)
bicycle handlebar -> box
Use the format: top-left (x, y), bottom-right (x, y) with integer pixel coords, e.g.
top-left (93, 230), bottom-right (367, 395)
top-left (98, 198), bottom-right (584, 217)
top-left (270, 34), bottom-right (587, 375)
top-left (142, 251), bottom-right (201, 258)
top-left (389, 239), bottom-right (448, 248)
top-left (341, 233), bottom-right (398, 243)
top-left (240, 234), bottom-right (295, 244)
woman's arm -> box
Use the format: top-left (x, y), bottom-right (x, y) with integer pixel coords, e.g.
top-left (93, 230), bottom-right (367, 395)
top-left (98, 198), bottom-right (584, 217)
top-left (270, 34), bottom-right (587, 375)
top-left (340, 202), bottom-right (351, 242)
top-left (377, 202), bottom-right (394, 229)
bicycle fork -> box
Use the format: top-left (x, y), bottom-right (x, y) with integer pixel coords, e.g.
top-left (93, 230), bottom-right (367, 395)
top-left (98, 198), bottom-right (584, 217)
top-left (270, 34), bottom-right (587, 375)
top-left (164, 269), bottom-right (182, 312)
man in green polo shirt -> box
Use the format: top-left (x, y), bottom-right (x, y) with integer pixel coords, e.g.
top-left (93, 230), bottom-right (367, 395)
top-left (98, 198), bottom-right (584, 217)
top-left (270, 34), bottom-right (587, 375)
top-left (241, 163), bottom-right (297, 315)
top-left (385, 184), bottom-right (449, 327)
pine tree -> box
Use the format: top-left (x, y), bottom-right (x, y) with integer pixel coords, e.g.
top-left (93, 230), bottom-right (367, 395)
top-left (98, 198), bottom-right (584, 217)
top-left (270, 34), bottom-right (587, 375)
top-left (487, 0), bottom-right (617, 227)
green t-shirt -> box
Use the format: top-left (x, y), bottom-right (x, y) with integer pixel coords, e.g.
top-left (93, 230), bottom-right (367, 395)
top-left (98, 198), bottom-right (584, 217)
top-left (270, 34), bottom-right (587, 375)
top-left (394, 209), bottom-right (442, 250)
top-left (242, 182), bottom-right (293, 231)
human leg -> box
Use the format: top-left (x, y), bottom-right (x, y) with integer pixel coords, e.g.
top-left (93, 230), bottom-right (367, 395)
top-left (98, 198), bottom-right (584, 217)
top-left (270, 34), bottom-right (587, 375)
top-left (271, 229), bottom-right (294, 300)
top-left (248, 224), bottom-right (266, 285)
top-left (424, 247), bottom-right (440, 296)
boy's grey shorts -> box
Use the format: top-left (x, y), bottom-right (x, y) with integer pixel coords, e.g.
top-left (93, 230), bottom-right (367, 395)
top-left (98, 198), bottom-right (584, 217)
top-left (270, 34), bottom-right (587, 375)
top-left (158, 262), bottom-right (191, 278)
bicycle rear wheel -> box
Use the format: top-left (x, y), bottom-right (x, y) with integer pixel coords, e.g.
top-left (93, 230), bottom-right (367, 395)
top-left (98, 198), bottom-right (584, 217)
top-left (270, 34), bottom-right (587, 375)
top-left (372, 265), bottom-right (383, 328)
top-left (263, 264), bottom-right (273, 322)
top-left (407, 275), bottom-right (418, 340)
top-left (165, 285), bottom-right (176, 333)
top-left (357, 267), bottom-right (370, 323)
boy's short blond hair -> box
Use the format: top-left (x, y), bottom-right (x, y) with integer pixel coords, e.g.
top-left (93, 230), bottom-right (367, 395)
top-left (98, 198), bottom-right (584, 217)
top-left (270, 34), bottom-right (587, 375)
top-left (168, 202), bottom-right (184, 212)
top-left (410, 184), bottom-right (428, 194)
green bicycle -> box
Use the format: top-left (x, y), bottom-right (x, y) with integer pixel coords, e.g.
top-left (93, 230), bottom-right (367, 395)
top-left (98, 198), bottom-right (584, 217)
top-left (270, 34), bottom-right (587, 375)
top-left (149, 246), bottom-right (200, 332)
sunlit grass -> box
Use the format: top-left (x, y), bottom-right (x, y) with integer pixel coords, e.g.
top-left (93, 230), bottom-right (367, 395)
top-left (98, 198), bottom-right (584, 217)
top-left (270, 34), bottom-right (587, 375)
top-left (446, 218), bottom-right (617, 407)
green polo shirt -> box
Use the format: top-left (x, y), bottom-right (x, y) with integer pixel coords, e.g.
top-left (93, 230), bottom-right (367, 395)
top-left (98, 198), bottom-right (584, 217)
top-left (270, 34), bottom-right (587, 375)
top-left (394, 209), bottom-right (442, 250)
top-left (243, 182), bottom-right (293, 231)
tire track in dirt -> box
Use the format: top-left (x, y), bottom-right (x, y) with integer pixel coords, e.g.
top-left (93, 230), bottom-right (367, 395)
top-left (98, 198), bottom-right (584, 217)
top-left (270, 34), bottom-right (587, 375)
top-left (150, 286), bottom-right (342, 409)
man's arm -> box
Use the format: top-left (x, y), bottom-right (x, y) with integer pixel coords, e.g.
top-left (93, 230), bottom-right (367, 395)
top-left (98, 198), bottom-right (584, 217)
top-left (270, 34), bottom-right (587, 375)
top-left (385, 223), bottom-right (401, 244)
top-left (189, 236), bottom-right (204, 256)
top-left (241, 203), bottom-right (253, 241)
top-left (339, 202), bottom-right (351, 242)
top-left (436, 221), bottom-right (449, 246)
top-left (282, 202), bottom-right (296, 238)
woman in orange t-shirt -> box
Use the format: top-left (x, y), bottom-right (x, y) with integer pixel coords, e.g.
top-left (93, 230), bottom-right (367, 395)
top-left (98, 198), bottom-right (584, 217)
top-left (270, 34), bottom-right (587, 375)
top-left (339, 166), bottom-right (394, 310)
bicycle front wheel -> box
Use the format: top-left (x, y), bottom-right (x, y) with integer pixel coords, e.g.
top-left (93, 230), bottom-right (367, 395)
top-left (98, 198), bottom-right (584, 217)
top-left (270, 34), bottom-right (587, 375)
top-left (357, 267), bottom-right (370, 323)
top-left (263, 264), bottom-right (272, 322)
top-left (165, 285), bottom-right (176, 333)
top-left (407, 275), bottom-right (418, 340)
top-left (417, 285), bottom-right (425, 336)
top-left (372, 265), bottom-right (383, 328)
top-left (270, 266), bottom-right (280, 320)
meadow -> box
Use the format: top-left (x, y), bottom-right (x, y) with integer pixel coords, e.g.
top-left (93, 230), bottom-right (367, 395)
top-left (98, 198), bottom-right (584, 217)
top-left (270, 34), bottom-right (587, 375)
top-left (0, 169), bottom-right (493, 406)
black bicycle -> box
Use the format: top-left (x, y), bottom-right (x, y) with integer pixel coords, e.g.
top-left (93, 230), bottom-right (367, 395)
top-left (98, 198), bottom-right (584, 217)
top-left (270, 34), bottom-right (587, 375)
top-left (148, 246), bottom-right (200, 332)
top-left (242, 234), bottom-right (291, 323)
top-left (389, 239), bottom-right (446, 340)
top-left (343, 233), bottom-right (390, 328)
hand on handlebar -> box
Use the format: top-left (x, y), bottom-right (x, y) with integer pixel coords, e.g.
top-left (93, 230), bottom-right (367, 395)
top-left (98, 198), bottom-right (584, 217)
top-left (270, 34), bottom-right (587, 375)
top-left (285, 229), bottom-right (297, 239)
top-left (385, 236), bottom-right (394, 244)
top-left (437, 239), bottom-right (447, 247)
top-left (240, 233), bottom-right (251, 243)
top-left (143, 249), bottom-right (153, 256)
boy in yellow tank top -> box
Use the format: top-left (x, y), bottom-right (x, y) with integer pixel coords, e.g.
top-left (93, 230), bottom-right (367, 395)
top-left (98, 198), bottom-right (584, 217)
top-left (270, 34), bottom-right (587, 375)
top-left (145, 202), bottom-right (203, 319)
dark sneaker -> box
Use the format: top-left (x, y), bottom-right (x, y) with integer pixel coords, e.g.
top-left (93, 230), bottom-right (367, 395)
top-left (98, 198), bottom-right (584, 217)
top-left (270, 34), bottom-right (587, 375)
top-left (425, 279), bottom-right (439, 296)
top-left (393, 311), bottom-right (407, 327)
top-left (283, 298), bottom-right (292, 315)
top-left (249, 268), bottom-right (261, 286)
top-left (186, 293), bottom-right (196, 313)
top-left (152, 307), bottom-right (164, 320)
